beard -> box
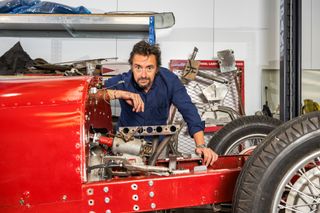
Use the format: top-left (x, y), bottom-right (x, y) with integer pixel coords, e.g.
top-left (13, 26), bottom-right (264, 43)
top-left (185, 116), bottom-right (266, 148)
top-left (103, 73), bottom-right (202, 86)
top-left (137, 77), bottom-right (152, 89)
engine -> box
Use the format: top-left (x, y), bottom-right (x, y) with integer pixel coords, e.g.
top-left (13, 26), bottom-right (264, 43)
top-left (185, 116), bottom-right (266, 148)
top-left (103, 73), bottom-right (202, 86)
top-left (87, 124), bottom-right (193, 181)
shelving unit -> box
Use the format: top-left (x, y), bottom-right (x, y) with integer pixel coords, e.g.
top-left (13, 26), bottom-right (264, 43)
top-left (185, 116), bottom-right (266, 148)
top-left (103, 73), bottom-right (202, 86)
top-left (0, 12), bottom-right (175, 39)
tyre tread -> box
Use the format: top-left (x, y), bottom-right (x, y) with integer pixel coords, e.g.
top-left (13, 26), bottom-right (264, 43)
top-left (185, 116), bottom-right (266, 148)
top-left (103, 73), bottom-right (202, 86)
top-left (233, 112), bottom-right (320, 213)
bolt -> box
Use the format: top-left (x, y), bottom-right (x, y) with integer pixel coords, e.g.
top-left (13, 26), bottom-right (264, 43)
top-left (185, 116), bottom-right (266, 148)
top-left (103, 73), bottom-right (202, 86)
top-left (131, 184), bottom-right (138, 190)
top-left (88, 199), bottom-right (94, 206)
top-left (132, 194), bottom-right (138, 201)
top-left (104, 197), bottom-right (110, 203)
top-left (103, 187), bottom-right (109, 193)
top-left (87, 188), bottom-right (94, 195)
top-left (148, 180), bottom-right (154, 187)
top-left (149, 191), bottom-right (155, 198)
top-left (151, 203), bottom-right (156, 209)
top-left (133, 205), bottom-right (139, 211)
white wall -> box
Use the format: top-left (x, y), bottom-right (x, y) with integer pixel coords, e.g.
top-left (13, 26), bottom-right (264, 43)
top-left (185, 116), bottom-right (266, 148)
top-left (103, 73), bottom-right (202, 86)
top-left (0, 0), bottom-right (281, 115)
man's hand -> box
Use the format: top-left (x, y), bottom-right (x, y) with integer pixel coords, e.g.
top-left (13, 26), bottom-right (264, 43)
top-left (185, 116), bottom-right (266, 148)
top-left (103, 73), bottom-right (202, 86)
top-left (115, 90), bottom-right (144, 112)
top-left (193, 131), bottom-right (218, 166)
top-left (195, 147), bottom-right (218, 167)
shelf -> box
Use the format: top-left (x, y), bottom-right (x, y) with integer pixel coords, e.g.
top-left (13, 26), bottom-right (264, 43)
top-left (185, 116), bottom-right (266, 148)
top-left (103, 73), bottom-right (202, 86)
top-left (0, 12), bottom-right (175, 38)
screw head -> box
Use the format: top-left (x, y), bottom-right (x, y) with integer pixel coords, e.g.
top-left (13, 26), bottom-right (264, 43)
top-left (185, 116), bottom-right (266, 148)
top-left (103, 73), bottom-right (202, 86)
top-left (149, 191), bottom-right (155, 198)
top-left (151, 203), bottom-right (156, 209)
top-left (104, 197), bottom-right (110, 204)
top-left (131, 184), bottom-right (138, 190)
top-left (103, 187), bottom-right (109, 193)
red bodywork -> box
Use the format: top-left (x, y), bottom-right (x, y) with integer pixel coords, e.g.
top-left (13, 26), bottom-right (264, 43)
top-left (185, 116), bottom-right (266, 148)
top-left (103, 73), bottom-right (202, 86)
top-left (0, 76), bottom-right (245, 212)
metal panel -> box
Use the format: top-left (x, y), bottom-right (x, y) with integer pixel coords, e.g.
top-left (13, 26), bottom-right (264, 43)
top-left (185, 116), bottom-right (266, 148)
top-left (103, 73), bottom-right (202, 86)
top-left (82, 156), bottom-right (245, 213)
top-left (0, 76), bottom-right (112, 208)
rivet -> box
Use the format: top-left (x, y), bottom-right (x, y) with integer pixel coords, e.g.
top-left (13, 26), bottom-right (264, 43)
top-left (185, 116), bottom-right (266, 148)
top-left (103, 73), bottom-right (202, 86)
top-left (132, 194), bottom-right (138, 201)
top-left (103, 187), bottom-right (109, 193)
top-left (75, 143), bottom-right (80, 149)
top-left (87, 188), bottom-right (94, 195)
top-left (105, 210), bottom-right (111, 213)
top-left (62, 195), bottom-right (67, 201)
top-left (133, 205), bottom-right (139, 211)
top-left (148, 180), bottom-right (154, 186)
top-left (88, 199), bottom-right (94, 206)
top-left (149, 191), bottom-right (154, 198)
top-left (151, 203), bottom-right (156, 209)
top-left (104, 197), bottom-right (110, 203)
top-left (75, 167), bottom-right (80, 173)
top-left (131, 184), bottom-right (138, 190)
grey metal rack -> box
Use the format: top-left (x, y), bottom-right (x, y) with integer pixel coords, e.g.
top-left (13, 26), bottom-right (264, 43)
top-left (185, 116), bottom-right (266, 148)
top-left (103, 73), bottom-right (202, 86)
top-left (0, 12), bottom-right (175, 38)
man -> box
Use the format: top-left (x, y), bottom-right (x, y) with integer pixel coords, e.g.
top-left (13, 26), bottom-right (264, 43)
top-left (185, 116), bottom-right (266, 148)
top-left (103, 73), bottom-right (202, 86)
top-left (103, 40), bottom-right (218, 166)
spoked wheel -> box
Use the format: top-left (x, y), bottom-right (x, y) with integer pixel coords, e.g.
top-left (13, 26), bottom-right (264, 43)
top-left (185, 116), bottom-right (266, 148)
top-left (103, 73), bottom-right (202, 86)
top-left (275, 153), bottom-right (320, 212)
top-left (208, 115), bottom-right (283, 155)
top-left (224, 133), bottom-right (265, 155)
top-left (233, 111), bottom-right (320, 213)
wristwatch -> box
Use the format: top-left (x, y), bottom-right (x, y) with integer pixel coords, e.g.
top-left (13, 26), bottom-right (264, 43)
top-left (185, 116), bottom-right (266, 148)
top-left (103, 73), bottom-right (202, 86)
top-left (196, 144), bottom-right (206, 149)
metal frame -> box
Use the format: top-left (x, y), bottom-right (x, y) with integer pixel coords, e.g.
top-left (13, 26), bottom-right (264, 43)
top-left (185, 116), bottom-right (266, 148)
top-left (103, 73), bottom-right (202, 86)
top-left (280, 0), bottom-right (302, 122)
top-left (0, 12), bottom-right (174, 39)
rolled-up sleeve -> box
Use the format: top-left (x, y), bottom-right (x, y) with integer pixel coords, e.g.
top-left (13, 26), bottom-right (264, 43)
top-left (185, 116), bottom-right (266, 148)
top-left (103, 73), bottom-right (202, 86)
top-left (171, 75), bottom-right (205, 137)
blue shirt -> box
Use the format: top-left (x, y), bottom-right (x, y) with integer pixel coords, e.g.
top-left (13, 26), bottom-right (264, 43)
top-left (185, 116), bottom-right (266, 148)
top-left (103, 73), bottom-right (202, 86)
top-left (104, 67), bottom-right (204, 137)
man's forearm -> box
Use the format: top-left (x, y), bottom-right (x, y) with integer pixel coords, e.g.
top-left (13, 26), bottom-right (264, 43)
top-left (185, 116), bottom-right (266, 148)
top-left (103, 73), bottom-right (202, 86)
top-left (106, 89), bottom-right (118, 100)
top-left (193, 131), bottom-right (206, 146)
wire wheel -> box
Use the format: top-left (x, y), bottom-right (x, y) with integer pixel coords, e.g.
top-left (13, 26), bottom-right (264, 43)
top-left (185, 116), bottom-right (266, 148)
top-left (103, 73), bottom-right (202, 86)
top-left (233, 111), bottom-right (320, 213)
top-left (224, 133), bottom-right (265, 155)
top-left (272, 151), bottom-right (320, 213)
top-left (208, 115), bottom-right (282, 155)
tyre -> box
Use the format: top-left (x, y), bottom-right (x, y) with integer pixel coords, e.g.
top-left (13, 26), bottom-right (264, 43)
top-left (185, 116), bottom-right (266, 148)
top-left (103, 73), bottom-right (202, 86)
top-left (208, 115), bottom-right (282, 155)
top-left (233, 111), bottom-right (320, 213)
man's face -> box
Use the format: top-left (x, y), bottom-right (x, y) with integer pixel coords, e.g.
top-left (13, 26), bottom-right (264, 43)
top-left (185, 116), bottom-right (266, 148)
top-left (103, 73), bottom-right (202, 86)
top-left (132, 54), bottom-right (158, 92)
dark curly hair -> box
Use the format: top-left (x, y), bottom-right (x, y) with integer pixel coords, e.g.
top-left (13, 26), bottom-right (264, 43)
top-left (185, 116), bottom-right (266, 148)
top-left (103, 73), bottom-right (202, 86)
top-left (128, 40), bottom-right (161, 67)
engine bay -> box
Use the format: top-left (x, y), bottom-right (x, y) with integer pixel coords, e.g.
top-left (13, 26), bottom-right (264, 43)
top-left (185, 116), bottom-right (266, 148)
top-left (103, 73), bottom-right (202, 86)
top-left (87, 124), bottom-right (204, 182)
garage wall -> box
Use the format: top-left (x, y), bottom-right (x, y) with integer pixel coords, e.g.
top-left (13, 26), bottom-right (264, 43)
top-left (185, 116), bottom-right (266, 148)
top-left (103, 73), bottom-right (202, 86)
top-left (0, 0), bottom-right (280, 115)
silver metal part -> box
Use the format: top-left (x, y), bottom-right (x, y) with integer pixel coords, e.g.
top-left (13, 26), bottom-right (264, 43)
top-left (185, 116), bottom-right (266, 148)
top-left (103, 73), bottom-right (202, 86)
top-left (217, 49), bottom-right (236, 72)
top-left (0, 12), bottom-right (175, 38)
top-left (88, 147), bottom-right (104, 182)
top-left (89, 87), bottom-right (98, 94)
top-left (197, 70), bottom-right (229, 84)
top-left (171, 169), bottom-right (190, 175)
top-left (118, 124), bottom-right (180, 138)
top-left (125, 164), bottom-right (170, 173)
top-left (168, 155), bottom-right (177, 170)
top-left (112, 137), bottom-right (145, 156)
top-left (194, 165), bottom-right (208, 173)
top-left (202, 82), bottom-right (228, 102)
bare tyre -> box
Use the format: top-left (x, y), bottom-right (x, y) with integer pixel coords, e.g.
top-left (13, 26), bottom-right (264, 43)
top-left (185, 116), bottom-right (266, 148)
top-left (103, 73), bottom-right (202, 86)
top-left (208, 115), bottom-right (282, 155)
top-left (233, 111), bottom-right (320, 213)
